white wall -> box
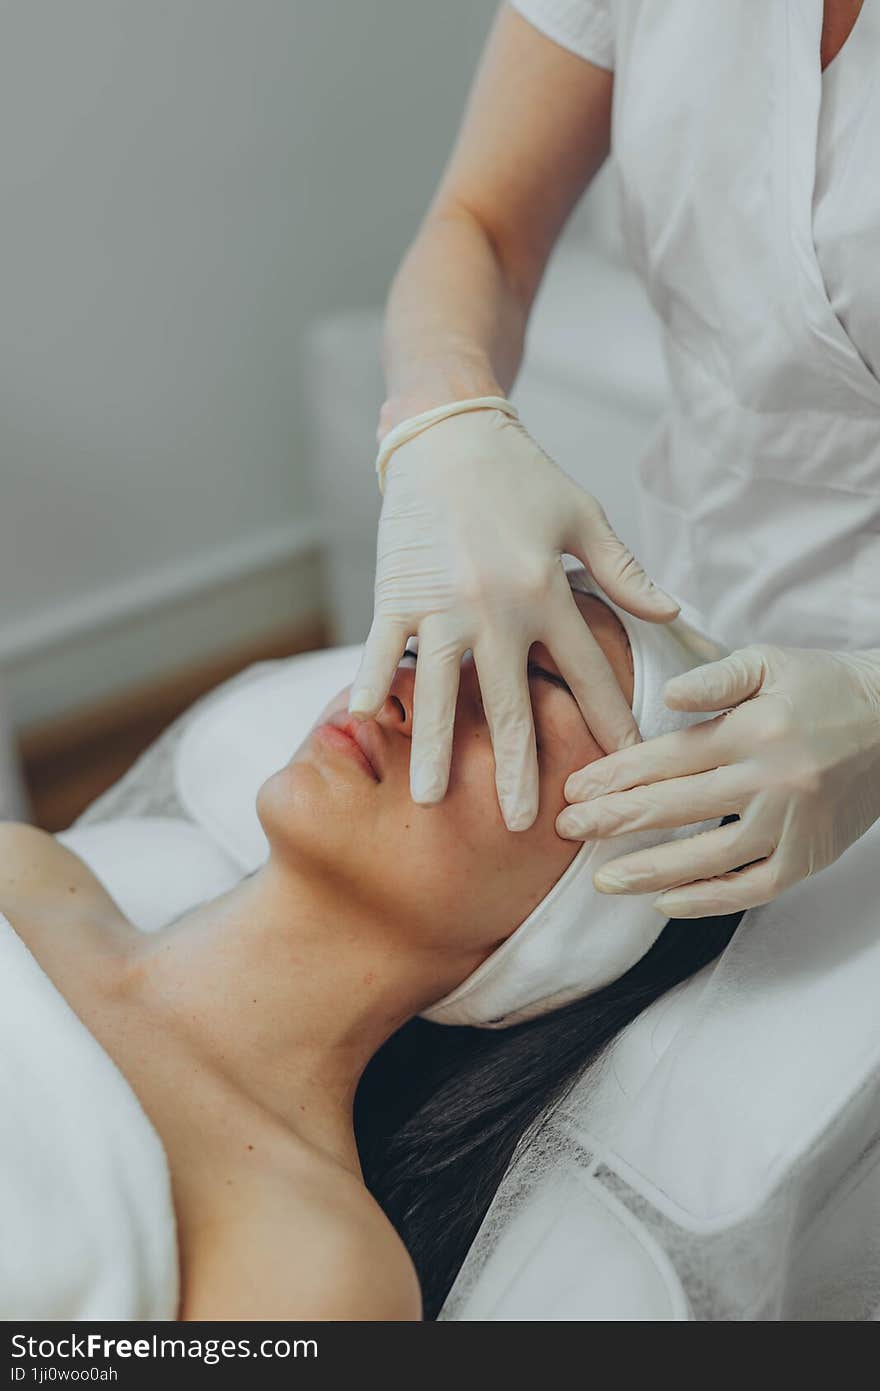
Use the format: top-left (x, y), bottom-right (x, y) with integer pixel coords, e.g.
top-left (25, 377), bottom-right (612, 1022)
top-left (0, 0), bottom-right (504, 728)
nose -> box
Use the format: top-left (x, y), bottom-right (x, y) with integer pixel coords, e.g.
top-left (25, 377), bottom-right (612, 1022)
top-left (375, 663), bottom-right (415, 735)
top-left (373, 655), bottom-right (482, 738)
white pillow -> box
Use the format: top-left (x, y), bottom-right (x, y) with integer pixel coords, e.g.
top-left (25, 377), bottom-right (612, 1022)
top-left (58, 817), bottom-right (242, 932)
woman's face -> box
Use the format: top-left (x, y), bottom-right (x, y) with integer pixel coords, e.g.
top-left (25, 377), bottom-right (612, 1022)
top-left (256, 592), bottom-right (634, 967)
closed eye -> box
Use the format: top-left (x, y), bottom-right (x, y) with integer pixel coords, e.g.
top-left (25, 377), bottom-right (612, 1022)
top-left (400, 645), bottom-right (572, 753)
top-left (526, 660), bottom-right (574, 699)
top-left (403, 645), bottom-right (572, 697)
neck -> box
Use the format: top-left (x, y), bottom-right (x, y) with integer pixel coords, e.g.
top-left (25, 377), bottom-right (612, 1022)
top-left (120, 857), bottom-right (468, 1175)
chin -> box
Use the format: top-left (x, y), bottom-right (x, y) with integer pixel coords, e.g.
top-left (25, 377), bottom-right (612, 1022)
top-left (257, 759), bottom-right (313, 835)
top-left (255, 757), bottom-right (351, 867)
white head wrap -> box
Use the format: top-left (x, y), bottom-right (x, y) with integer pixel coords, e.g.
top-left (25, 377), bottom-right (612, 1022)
top-left (420, 564), bottom-right (728, 1029)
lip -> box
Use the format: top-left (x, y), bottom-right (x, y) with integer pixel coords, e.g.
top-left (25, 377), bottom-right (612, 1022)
top-left (313, 712), bottom-right (383, 781)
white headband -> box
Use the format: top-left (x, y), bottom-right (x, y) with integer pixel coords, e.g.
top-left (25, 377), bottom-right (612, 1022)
top-left (420, 565), bottom-right (728, 1028)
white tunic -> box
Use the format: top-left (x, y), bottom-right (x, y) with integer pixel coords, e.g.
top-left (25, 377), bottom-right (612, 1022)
top-left (510, 0), bottom-right (880, 651)
top-left (0, 911), bottom-right (178, 1318)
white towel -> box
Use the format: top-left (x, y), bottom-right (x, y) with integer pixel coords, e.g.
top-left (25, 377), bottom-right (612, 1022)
top-left (0, 911), bottom-right (178, 1319)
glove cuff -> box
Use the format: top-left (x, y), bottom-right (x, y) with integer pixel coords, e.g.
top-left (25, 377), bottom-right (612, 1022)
top-left (374, 395), bottom-right (519, 494)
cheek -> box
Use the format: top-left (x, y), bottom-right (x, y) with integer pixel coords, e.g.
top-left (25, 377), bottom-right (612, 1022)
top-left (442, 707), bottom-right (586, 865)
top-left (376, 757), bottom-right (514, 944)
top-left (503, 798), bottom-right (582, 921)
top-left (393, 749), bottom-right (581, 950)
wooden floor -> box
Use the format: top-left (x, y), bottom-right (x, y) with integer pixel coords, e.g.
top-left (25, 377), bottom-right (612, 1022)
top-left (17, 615), bottom-right (331, 832)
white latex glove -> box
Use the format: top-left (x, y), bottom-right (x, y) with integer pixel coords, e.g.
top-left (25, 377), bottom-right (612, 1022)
top-left (348, 399), bottom-right (681, 831)
top-left (556, 643), bottom-right (880, 915)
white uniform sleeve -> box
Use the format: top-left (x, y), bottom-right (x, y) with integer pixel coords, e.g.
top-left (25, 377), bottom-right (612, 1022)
top-left (507, 0), bottom-right (615, 70)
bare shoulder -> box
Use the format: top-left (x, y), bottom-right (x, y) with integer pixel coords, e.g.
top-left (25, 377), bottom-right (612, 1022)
top-left (0, 820), bottom-right (120, 921)
top-left (0, 819), bottom-right (58, 865)
top-left (296, 1179), bottom-right (423, 1322)
top-left (0, 820), bottom-right (82, 895)
top-left (180, 1152), bottom-right (422, 1322)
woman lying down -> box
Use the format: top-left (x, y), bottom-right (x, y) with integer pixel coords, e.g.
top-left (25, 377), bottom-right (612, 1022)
top-left (0, 567), bottom-right (744, 1320)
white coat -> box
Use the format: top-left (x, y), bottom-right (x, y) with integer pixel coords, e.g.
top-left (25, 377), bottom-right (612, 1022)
top-left (512, 0), bottom-right (880, 651)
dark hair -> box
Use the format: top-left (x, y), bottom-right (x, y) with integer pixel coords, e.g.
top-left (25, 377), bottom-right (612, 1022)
top-left (356, 845), bottom-right (745, 1318)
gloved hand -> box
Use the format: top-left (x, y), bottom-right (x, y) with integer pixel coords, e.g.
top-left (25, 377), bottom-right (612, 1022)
top-left (348, 399), bottom-right (681, 832)
top-left (556, 643), bottom-right (880, 914)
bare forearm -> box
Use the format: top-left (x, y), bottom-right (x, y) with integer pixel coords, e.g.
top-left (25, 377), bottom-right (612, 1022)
top-left (376, 204), bottom-right (531, 441)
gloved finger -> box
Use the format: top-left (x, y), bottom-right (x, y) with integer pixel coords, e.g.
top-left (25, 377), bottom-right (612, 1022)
top-left (555, 764), bottom-right (748, 840)
top-left (472, 637), bottom-right (539, 833)
top-left (663, 645), bottom-right (769, 712)
top-left (566, 493), bottom-right (681, 622)
top-left (348, 612), bottom-right (414, 718)
top-left (545, 573), bottom-right (642, 754)
top-left (650, 852), bottom-right (794, 917)
top-left (592, 818), bottom-right (771, 895)
top-left (407, 625), bottom-right (464, 805)
top-left (564, 711), bottom-right (739, 802)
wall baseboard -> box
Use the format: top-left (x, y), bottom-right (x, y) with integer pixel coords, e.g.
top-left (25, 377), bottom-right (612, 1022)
top-left (0, 516), bottom-right (337, 829)
top-left (2, 522), bottom-right (328, 730)
top-left (0, 519), bottom-right (324, 667)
